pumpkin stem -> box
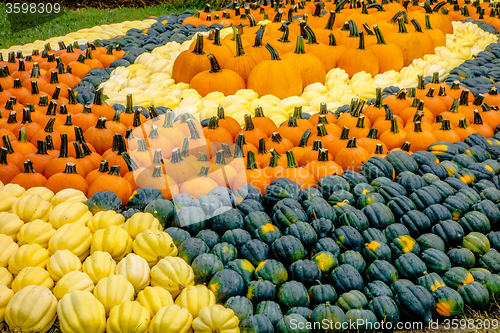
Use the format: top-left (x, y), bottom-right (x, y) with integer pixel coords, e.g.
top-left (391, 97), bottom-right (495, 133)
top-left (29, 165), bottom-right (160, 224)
top-left (417, 74), bottom-right (426, 90)
top-left (425, 87), bottom-right (435, 97)
top-left (207, 53), bottom-right (222, 73)
top-left (328, 33), bottom-right (338, 46)
top-left (58, 134), bottom-right (69, 158)
top-left (258, 137), bottom-right (268, 155)
top-left (401, 141), bottom-right (411, 152)
top-left (473, 110), bottom-right (484, 125)
top-left (373, 87), bottom-right (383, 108)
top-left (324, 11), bottom-right (336, 30)
top-left (390, 117), bottom-right (401, 134)
top-left (52, 86), bottom-right (62, 100)
top-left (234, 134), bottom-right (246, 158)
top-left (339, 126), bottom-right (350, 140)
top-left (346, 137), bottom-right (357, 148)
top-left (448, 98), bottom-right (460, 113)
top-left (149, 125), bottom-right (160, 139)
top-left (458, 117), bottom-right (468, 129)
top-left (270, 132), bottom-right (284, 144)
top-left (62, 162), bottom-right (78, 174)
top-left (215, 149), bottom-right (227, 165)
top-left (355, 115), bottom-right (366, 129)
top-left (197, 152), bottom-right (209, 162)
top-left (366, 128), bottom-right (378, 139)
top-left (472, 94), bottom-right (484, 106)
top-left (121, 152), bottom-right (139, 172)
top-left (411, 19), bottom-right (423, 32)
top-left (0, 147), bottom-right (7, 165)
top-left (181, 138), bottom-right (190, 159)
top-left (93, 88), bottom-right (104, 106)
top-left (254, 106), bottom-right (265, 118)
top-left (108, 165), bottom-right (121, 177)
top-left (297, 129), bottom-right (311, 147)
top-left (293, 106), bottom-right (305, 119)
top-left (132, 110), bottom-right (144, 128)
top-left (245, 151), bottom-right (259, 170)
top-left (413, 121), bottom-right (423, 133)
top-left (286, 116), bottom-right (299, 128)
top-left (268, 151), bottom-right (279, 168)
top-left (438, 86), bottom-right (447, 97)
top-left (317, 148), bottom-right (330, 162)
top-left (74, 127), bottom-right (87, 144)
top-left (187, 119), bottom-right (202, 140)
top-left (312, 139), bottom-right (323, 151)
top-left (161, 110), bottom-right (175, 130)
top-left (45, 135), bottom-right (55, 151)
top-left (12, 78), bottom-right (22, 89)
top-left (348, 20), bottom-right (360, 37)
top-left (73, 142), bottom-right (85, 159)
top-left (305, 25), bottom-right (319, 44)
top-left (375, 143), bottom-right (385, 155)
top-left (208, 116), bottom-right (220, 130)
top-left (285, 150), bottom-right (300, 168)
top-left (488, 86), bottom-right (498, 96)
top-left (221, 143), bottom-right (233, 158)
top-left (30, 81), bottom-right (40, 95)
top-left (265, 43), bottom-right (281, 60)
top-left (279, 24), bottom-right (291, 43)
top-left (362, 23), bottom-right (375, 36)
top-left (459, 90), bottom-right (470, 106)
top-left (17, 127), bottom-right (29, 143)
top-left (397, 17), bottom-right (408, 33)
top-left (439, 119), bottom-right (452, 131)
top-left (35, 140), bottom-right (48, 155)
top-left (253, 26), bottom-right (266, 48)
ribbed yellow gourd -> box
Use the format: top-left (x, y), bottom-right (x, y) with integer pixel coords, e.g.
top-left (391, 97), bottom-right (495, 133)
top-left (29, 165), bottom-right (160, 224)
top-left (150, 257), bottom-right (195, 298)
top-left (149, 304), bottom-right (193, 333)
top-left (0, 212), bottom-right (24, 241)
top-left (133, 229), bottom-right (178, 267)
top-left (175, 285), bottom-right (216, 318)
top-left (48, 201), bottom-right (92, 229)
top-left (93, 274), bottom-right (135, 313)
top-left (8, 243), bottom-right (50, 275)
top-left (87, 210), bottom-right (125, 233)
top-left (50, 189), bottom-right (87, 207)
top-left (17, 220), bottom-right (56, 248)
top-left (48, 222), bottom-right (92, 261)
top-left (5, 285), bottom-right (57, 333)
top-left (46, 250), bottom-right (82, 282)
top-left (0, 234), bottom-right (19, 267)
top-left (115, 253), bottom-right (150, 291)
top-left (106, 300), bottom-right (150, 333)
top-left (0, 284), bottom-right (14, 321)
top-left (1, 183), bottom-right (25, 197)
top-left (23, 187), bottom-right (54, 202)
top-left (53, 271), bottom-right (94, 300)
top-left (11, 194), bottom-right (52, 223)
top-left (57, 290), bottom-right (106, 333)
top-left (123, 212), bottom-right (161, 239)
top-left (82, 251), bottom-right (116, 284)
top-left (11, 267), bottom-right (54, 293)
top-left (90, 225), bottom-right (132, 261)
top-left (0, 267), bottom-right (13, 287)
top-left (192, 304), bottom-right (240, 333)
top-left (137, 286), bottom-right (174, 318)
top-left (0, 191), bottom-right (16, 212)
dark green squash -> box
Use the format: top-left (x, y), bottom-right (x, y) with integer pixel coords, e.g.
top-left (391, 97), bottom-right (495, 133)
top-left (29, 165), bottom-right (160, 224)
top-left (480, 187), bottom-right (500, 203)
top-left (86, 190), bottom-right (123, 214)
top-left (368, 296), bottom-right (400, 325)
top-left (289, 259), bottom-right (322, 288)
top-left (332, 226), bottom-right (364, 252)
top-left (175, 206), bottom-right (207, 235)
top-left (221, 229), bottom-right (252, 248)
top-left (399, 210), bottom-right (432, 238)
top-left (394, 285), bottom-right (435, 323)
top-left (397, 172), bottom-right (426, 193)
top-left (342, 169), bottom-right (368, 188)
top-left (191, 253), bottom-right (224, 285)
top-left (360, 156), bottom-right (395, 181)
top-left (352, 183), bottom-right (374, 199)
top-left (198, 194), bottom-right (223, 217)
top-left (378, 182), bottom-right (407, 201)
top-left (469, 268), bottom-right (492, 283)
top-left (312, 251), bottom-right (339, 277)
top-left (316, 175), bottom-right (351, 199)
top-left (487, 231), bottom-right (500, 251)
top-left (195, 229), bottom-right (220, 249)
top-left (432, 286), bottom-right (464, 317)
top-left (235, 184), bottom-right (264, 204)
top-left (478, 250), bottom-right (500, 274)
top-left (386, 150), bottom-right (419, 174)
top-left (362, 228), bottom-right (388, 245)
top-left (443, 267), bottom-right (475, 290)
top-left (390, 279), bottom-right (414, 295)
top-left (165, 227), bottom-right (191, 248)
top-left (299, 188), bottom-right (323, 201)
top-left (308, 283), bottom-right (338, 307)
top-left (442, 195), bottom-right (471, 221)
top-left (464, 145), bottom-right (491, 163)
top-left (456, 188), bottom-right (482, 206)
top-left (329, 264), bottom-right (364, 294)
top-left (208, 269), bottom-right (246, 303)
top-left (237, 199), bottom-right (265, 216)
top-left (278, 281), bottom-right (310, 310)
top-left (362, 241), bottom-right (392, 263)
top-left (271, 199), bottom-right (308, 231)
top-left (328, 190), bottom-right (355, 206)
top-left (239, 315), bottom-right (274, 333)
top-left (423, 204), bottom-right (453, 225)
top-left (240, 239), bottom-right (269, 266)
top-left (457, 281), bottom-right (490, 310)
top-left (416, 233), bottom-right (446, 252)
top-left (255, 301), bottom-right (283, 326)
top-left (459, 211), bottom-right (491, 234)
top-left (452, 154), bottom-right (476, 168)
top-left (420, 248), bottom-right (451, 275)
top-left (416, 272), bottom-right (446, 293)
top-left (338, 209), bottom-right (369, 232)
top-left (246, 278), bottom-right (276, 305)
top-left (445, 176), bottom-right (470, 191)
top-left (173, 193), bottom-right (201, 210)
top-left (356, 192), bottom-right (386, 208)
top-left (254, 223), bottom-right (282, 245)
top-left (226, 259), bottom-right (255, 284)
top-left (302, 196), bottom-right (336, 222)
top-left (364, 280), bottom-right (394, 300)
top-left (244, 211), bottom-right (272, 236)
top-left (211, 242), bottom-right (238, 266)
top-left (483, 274), bottom-right (500, 301)
top-left (312, 238), bottom-right (340, 256)
top-left (209, 186), bottom-right (237, 207)
top-left (263, 178), bottom-right (301, 212)
top-left (224, 296), bottom-right (254, 321)
top-left (462, 231), bottom-right (491, 256)
top-left (384, 223), bottom-right (410, 244)
top-left (144, 199), bottom-right (175, 228)
top-left (311, 218), bottom-right (334, 238)
top-left (276, 314), bottom-right (310, 333)
top-left (394, 253), bottom-right (428, 281)
top-left (447, 248), bottom-right (476, 269)
top-left (336, 290), bottom-right (368, 312)
top-left (310, 302), bottom-right (347, 332)
top-left (255, 259), bottom-right (289, 286)
top-left (387, 196), bottom-right (416, 221)
top-left (361, 202), bottom-right (395, 229)
top-left (430, 180), bottom-right (457, 198)
top-left (413, 150), bottom-right (439, 166)
top-left (365, 259), bottom-right (399, 285)
top-left (431, 220), bottom-right (465, 246)
top-left (370, 176), bottom-right (393, 190)
top-left (475, 179), bottom-right (497, 193)
top-left (271, 235), bottom-right (306, 266)
top-left (473, 199), bottom-right (500, 226)
top-left (284, 222), bottom-right (319, 250)
top-left (345, 309), bottom-right (378, 331)
top-left (408, 186), bottom-right (443, 211)
top-left (428, 141), bottom-right (460, 161)
top-left (390, 235), bottom-right (421, 257)
top-left (209, 207), bottom-right (244, 236)
top-left (178, 238), bottom-right (210, 265)
top-left (286, 307), bottom-right (312, 321)
top-left (422, 173), bottom-right (441, 185)
top-left (339, 250), bottom-right (366, 273)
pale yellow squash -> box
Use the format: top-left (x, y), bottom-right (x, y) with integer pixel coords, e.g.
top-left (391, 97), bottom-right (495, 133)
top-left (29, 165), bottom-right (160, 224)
top-left (90, 225), bottom-right (133, 261)
top-left (106, 300), bottom-right (150, 333)
top-left (123, 212), bottom-right (161, 239)
top-left (0, 284), bottom-right (14, 321)
top-left (93, 274), bottom-right (135, 314)
top-left (46, 249), bottom-right (82, 282)
top-left (87, 210), bottom-right (125, 233)
top-left (149, 304), bottom-right (193, 333)
top-left (82, 251), bottom-right (116, 284)
top-left (175, 285), bottom-right (216, 318)
top-left (1, 183), bottom-right (25, 197)
top-left (23, 187), bottom-right (54, 202)
top-left (0, 267), bottom-right (13, 287)
top-left (17, 220), bottom-right (56, 248)
top-left (150, 257), bottom-right (195, 298)
top-left (192, 304), bottom-right (240, 333)
top-left (0, 191), bottom-right (16, 212)
top-left (48, 222), bottom-right (92, 261)
top-left (0, 234), bottom-right (19, 267)
top-left (115, 253), bottom-right (150, 291)
top-left (57, 290), bottom-right (106, 333)
top-left (48, 201), bottom-right (92, 229)
top-left (50, 189), bottom-right (87, 207)
top-left (0, 212), bottom-right (24, 241)
top-left (8, 243), bottom-right (50, 275)
top-left (136, 286), bottom-right (174, 318)
top-left (133, 229), bottom-right (178, 267)
top-left (53, 271), bottom-right (95, 300)
top-left (11, 267), bottom-right (54, 293)
top-left (11, 194), bottom-right (52, 223)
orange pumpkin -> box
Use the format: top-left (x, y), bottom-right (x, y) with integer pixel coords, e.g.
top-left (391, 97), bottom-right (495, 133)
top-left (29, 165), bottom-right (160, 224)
top-left (282, 150), bottom-right (316, 190)
top-left (45, 162), bottom-right (88, 195)
top-left (335, 137), bottom-right (370, 173)
top-left (172, 34), bottom-right (211, 83)
top-left (87, 165), bottom-right (132, 204)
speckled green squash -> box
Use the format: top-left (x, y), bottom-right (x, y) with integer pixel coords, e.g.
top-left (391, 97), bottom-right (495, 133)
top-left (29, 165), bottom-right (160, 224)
top-left (459, 211), bottom-right (491, 234)
top-left (431, 220), bottom-right (465, 247)
top-left (284, 222), bottom-right (319, 251)
top-left (432, 286), bottom-right (464, 317)
top-left (254, 259), bottom-right (288, 286)
top-left (420, 249), bottom-right (451, 275)
top-left (362, 202), bottom-right (395, 230)
top-left (336, 290), bottom-right (368, 312)
top-left (277, 281), bottom-right (310, 311)
top-left (211, 242), bottom-right (238, 266)
top-left (208, 269), bottom-right (246, 303)
top-left (368, 296), bottom-right (400, 325)
top-left (246, 278), bottom-right (276, 305)
top-left (384, 223), bottom-right (410, 244)
top-left (289, 259), bottom-right (322, 288)
top-left (310, 302), bottom-right (347, 332)
top-left (362, 228), bottom-right (388, 244)
top-left (365, 260), bottom-right (399, 285)
top-left (364, 280), bottom-right (394, 300)
top-left (345, 309), bottom-right (378, 331)
top-left (478, 251), bottom-right (500, 274)
top-left (394, 285), bottom-right (435, 324)
top-left (312, 251), bottom-right (339, 276)
top-left (416, 272), bottom-right (446, 293)
top-left (312, 238), bottom-right (341, 256)
top-left (416, 233), bottom-right (446, 253)
top-left (308, 283), bottom-right (338, 307)
top-left (329, 264), bottom-right (364, 294)
top-left (178, 238), bottom-right (210, 265)
top-left (362, 241), bottom-right (392, 263)
top-left (191, 253), bottom-right (224, 285)
top-left (394, 253), bottom-right (427, 281)
top-left (339, 250), bottom-right (366, 273)
top-left (469, 268), bottom-right (492, 283)
top-left (226, 259), bottom-right (255, 284)
top-left (276, 314), bottom-right (311, 333)
top-left (224, 296), bottom-right (254, 321)
top-left (462, 232), bottom-right (491, 256)
top-left (239, 315), bottom-right (274, 333)
top-left (255, 301), bottom-right (283, 326)
top-left (240, 239), bottom-right (269, 266)
top-left (447, 248), bottom-right (476, 269)
top-left (458, 281), bottom-right (490, 310)
top-left (483, 274), bottom-right (500, 301)
top-left (390, 235), bottom-right (421, 257)
top-left (271, 235), bottom-right (306, 266)
top-left (442, 267), bottom-right (475, 290)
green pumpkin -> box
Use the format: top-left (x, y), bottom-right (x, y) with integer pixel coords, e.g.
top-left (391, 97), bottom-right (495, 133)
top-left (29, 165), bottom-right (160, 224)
top-left (235, 184), bottom-right (264, 203)
top-left (276, 314), bottom-right (311, 333)
top-left (328, 190), bottom-right (355, 206)
top-left (311, 218), bottom-right (334, 238)
top-left (336, 290), bottom-right (368, 312)
top-left (165, 227), bottom-right (191, 248)
top-left (378, 182), bottom-right (407, 202)
top-left (254, 224), bottom-right (282, 246)
top-left (221, 229), bottom-right (252, 248)
top-left (431, 220), bottom-right (465, 246)
top-left (191, 253), bottom-right (224, 285)
top-left (272, 235), bottom-right (306, 266)
top-left (362, 202), bottom-right (395, 230)
top-left (469, 268), bottom-right (492, 283)
top-left (447, 248), bottom-right (476, 269)
top-left (308, 283), bottom-right (338, 307)
top-left (399, 210), bottom-right (432, 238)
top-left (352, 183), bottom-right (374, 199)
top-left (237, 199), bottom-right (265, 216)
top-left (339, 250), bottom-right (366, 273)
top-left (226, 259), bottom-right (255, 284)
top-left (208, 269), bottom-right (246, 303)
top-left (390, 279), bottom-right (414, 294)
top-left (338, 209), bottom-right (369, 232)
top-left (310, 303), bottom-right (347, 332)
top-left (240, 240), bottom-right (269, 266)
top-left (263, 178), bottom-right (301, 211)
top-left (458, 281), bottom-right (490, 310)
top-left (211, 242), bottom-right (238, 266)
top-left (345, 309), bottom-right (378, 331)
top-left (313, 238), bottom-right (340, 257)
top-left (209, 207), bottom-right (244, 236)
top-left (462, 232), bottom-right (491, 256)
top-left (456, 188), bottom-right (482, 206)
top-left (420, 249), bottom-right (451, 275)
top-left (208, 186), bottom-right (237, 206)
top-left (478, 250), bottom-right (500, 274)
top-left (443, 267), bottom-right (475, 290)
top-left (430, 180), bottom-right (457, 198)
top-left (342, 169), bottom-right (368, 188)
top-left (488, 231), bottom-right (500, 251)
top-left (357, 193), bottom-right (386, 208)
top-left (302, 196), bottom-right (336, 221)
top-left (459, 211), bottom-right (491, 234)
top-left (255, 301), bottom-right (283, 326)
top-left (362, 228), bottom-right (388, 245)
top-left (198, 194), bottom-right (223, 217)
top-left (224, 296), bottom-right (254, 321)
top-left (384, 224), bottom-right (410, 244)
top-left (246, 278), bottom-right (276, 305)
top-left (278, 281), bottom-right (310, 310)
top-left (432, 286), bottom-right (464, 317)
top-left (255, 259), bottom-right (288, 286)
top-left (239, 315), bottom-right (274, 333)
top-left (178, 238), bottom-right (210, 265)
top-left (423, 204), bottom-right (453, 225)
top-left (312, 251), bottom-right (339, 277)
top-left (286, 307), bottom-right (312, 321)
top-left (362, 241), bottom-right (391, 263)
top-left (480, 187), bottom-right (500, 203)
top-left (473, 200), bottom-right (500, 226)
top-left (416, 234), bottom-right (446, 253)
top-left (368, 296), bottom-right (400, 325)
top-left (317, 175), bottom-right (351, 198)
top-left (360, 156), bottom-right (395, 182)
top-left (390, 235), bottom-right (420, 257)
top-left (394, 285), bottom-right (435, 324)
top-left (175, 206), bottom-right (207, 235)
top-left (483, 274), bottom-right (500, 301)
top-left (333, 226), bottom-right (364, 252)
top-left (144, 199), bottom-right (175, 228)
top-left (386, 150), bottom-right (419, 174)
top-left (86, 190), bottom-right (123, 214)
top-left (443, 195), bottom-right (471, 221)
top-left (364, 280), bottom-right (394, 300)
top-left (271, 199), bottom-right (308, 231)
top-left (397, 172), bottom-right (426, 193)
top-left (289, 260), bottom-right (322, 288)
top-left (244, 211), bottom-right (272, 236)
top-left (329, 264), bottom-right (364, 294)
top-left (365, 260), bottom-right (399, 285)
top-left (195, 229), bottom-right (220, 249)
top-left (416, 272), bottom-right (446, 293)
top-left (284, 222), bottom-right (319, 251)
top-left (394, 253), bottom-right (427, 281)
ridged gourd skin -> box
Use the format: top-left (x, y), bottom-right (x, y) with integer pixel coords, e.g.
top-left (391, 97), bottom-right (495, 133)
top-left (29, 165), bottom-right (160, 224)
top-left (123, 212), bottom-right (161, 239)
top-left (11, 194), bottom-right (52, 223)
top-left (0, 234), bottom-right (19, 267)
top-left (50, 188), bottom-right (87, 207)
top-left (82, 251), bottom-right (117, 284)
top-left (150, 256), bottom-right (195, 298)
top-left (106, 300), bottom-right (150, 333)
top-left (132, 229), bottom-right (178, 267)
top-left (57, 290), bottom-right (106, 333)
top-left (53, 271), bottom-right (95, 300)
top-left (136, 286), bottom-right (174, 318)
top-left (0, 284), bottom-right (14, 322)
top-left (0, 267), bottom-right (13, 288)
top-left (8, 243), bottom-right (50, 275)
top-left (90, 225), bottom-right (133, 261)
top-left (0, 212), bottom-right (24, 241)
top-left (149, 304), bottom-right (193, 333)
top-left (16, 219), bottom-right (56, 248)
top-left (115, 253), bottom-right (151, 291)
top-left (48, 222), bottom-right (92, 261)
top-left (93, 274), bottom-right (135, 314)
top-left (47, 249), bottom-right (82, 282)
top-left (175, 285), bottom-right (216, 317)
top-left (11, 266), bottom-right (54, 293)
top-left (87, 210), bottom-right (125, 233)
top-left (192, 304), bottom-right (240, 333)
top-left (48, 201), bottom-right (92, 229)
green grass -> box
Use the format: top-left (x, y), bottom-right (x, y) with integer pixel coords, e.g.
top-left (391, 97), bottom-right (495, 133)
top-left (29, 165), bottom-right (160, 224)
top-left (0, 1), bottom-right (203, 50)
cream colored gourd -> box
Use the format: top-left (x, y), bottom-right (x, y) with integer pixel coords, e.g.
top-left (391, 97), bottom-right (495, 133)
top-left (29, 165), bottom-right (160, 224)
top-left (53, 271), bottom-right (95, 300)
top-left (91, 225), bottom-right (133, 261)
top-left (11, 194), bottom-right (52, 222)
top-left (192, 304), bottom-right (240, 333)
top-left (11, 267), bottom-right (54, 293)
top-left (0, 191), bottom-right (16, 212)
top-left (136, 286), bottom-right (174, 318)
top-left (0, 234), bottom-right (19, 267)
top-left (149, 304), bottom-right (193, 333)
top-left (87, 210), bottom-right (125, 233)
top-left (48, 201), bottom-right (92, 229)
top-left (46, 249), bottom-right (82, 282)
top-left (0, 267), bottom-right (13, 287)
top-left (0, 284), bottom-right (14, 321)
top-left (150, 256), bottom-right (195, 298)
top-left (57, 290), bottom-right (106, 333)
top-left (175, 285), bottom-right (216, 318)
top-left (23, 187), bottom-right (54, 202)
top-left (8, 243), bottom-right (50, 275)
top-left (123, 212), bottom-right (161, 239)
top-left (115, 253), bottom-right (150, 291)
top-left (5, 285), bottom-right (57, 333)
top-left (48, 222), bottom-right (92, 261)
top-left (0, 212), bottom-right (24, 241)
top-left (82, 251), bottom-right (116, 284)
top-left (132, 229), bottom-right (178, 267)
top-left (1, 183), bottom-right (25, 197)
top-left (106, 300), bottom-right (151, 333)
top-left (93, 274), bottom-right (135, 314)
top-left (50, 188), bottom-right (87, 206)
top-left (17, 220), bottom-right (56, 248)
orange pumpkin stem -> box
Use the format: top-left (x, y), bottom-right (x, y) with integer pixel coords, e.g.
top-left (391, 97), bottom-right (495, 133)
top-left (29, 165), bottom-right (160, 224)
top-left (317, 148), bottom-right (330, 162)
top-left (22, 159), bottom-right (36, 173)
top-left (448, 98), bottom-right (460, 113)
top-left (181, 138), bottom-right (190, 159)
top-left (18, 127), bottom-right (28, 143)
top-left (265, 43), bottom-right (281, 60)
top-left (458, 118), bottom-right (468, 129)
top-left (439, 119), bottom-right (452, 131)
